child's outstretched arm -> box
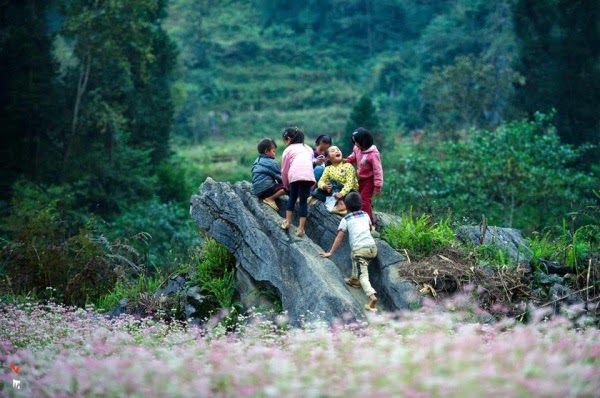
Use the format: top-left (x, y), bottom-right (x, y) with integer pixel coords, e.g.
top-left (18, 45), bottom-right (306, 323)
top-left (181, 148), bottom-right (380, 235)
top-left (345, 146), bottom-right (358, 164)
top-left (320, 230), bottom-right (345, 258)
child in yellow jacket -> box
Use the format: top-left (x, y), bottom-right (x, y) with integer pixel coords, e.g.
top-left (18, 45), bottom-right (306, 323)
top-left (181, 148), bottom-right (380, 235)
top-left (313, 146), bottom-right (358, 214)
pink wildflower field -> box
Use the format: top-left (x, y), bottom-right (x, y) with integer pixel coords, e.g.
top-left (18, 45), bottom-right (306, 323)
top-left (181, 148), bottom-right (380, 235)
top-left (1, 299), bottom-right (598, 397)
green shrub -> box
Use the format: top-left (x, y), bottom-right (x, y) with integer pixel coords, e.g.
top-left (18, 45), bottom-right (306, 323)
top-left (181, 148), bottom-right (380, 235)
top-left (185, 238), bottom-right (240, 329)
top-left (528, 231), bottom-right (558, 267)
top-left (379, 142), bottom-right (454, 218)
top-left (383, 209), bottom-right (454, 261)
top-left (0, 183), bottom-right (147, 306)
top-left (190, 238), bottom-right (237, 310)
top-left (106, 198), bottom-right (200, 272)
top-left (527, 202), bottom-right (599, 297)
top-left (529, 221), bottom-right (598, 271)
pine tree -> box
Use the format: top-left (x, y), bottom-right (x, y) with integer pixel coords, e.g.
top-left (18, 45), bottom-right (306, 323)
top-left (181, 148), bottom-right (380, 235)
top-left (343, 95), bottom-right (382, 155)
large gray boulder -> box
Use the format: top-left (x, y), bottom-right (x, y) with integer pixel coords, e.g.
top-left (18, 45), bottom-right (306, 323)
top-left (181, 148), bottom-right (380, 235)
top-left (190, 178), bottom-right (419, 326)
top-left (455, 225), bottom-right (532, 264)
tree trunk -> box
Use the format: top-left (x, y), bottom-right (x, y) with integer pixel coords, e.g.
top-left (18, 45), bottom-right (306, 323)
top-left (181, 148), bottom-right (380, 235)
top-left (62, 50), bottom-right (91, 179)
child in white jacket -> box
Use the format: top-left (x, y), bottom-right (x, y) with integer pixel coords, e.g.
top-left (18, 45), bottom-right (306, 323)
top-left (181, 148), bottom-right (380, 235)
top-left (320, 192), bottom-right (378, 312)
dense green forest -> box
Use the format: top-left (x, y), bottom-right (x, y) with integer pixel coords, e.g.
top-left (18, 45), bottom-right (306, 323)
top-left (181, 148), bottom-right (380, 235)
top-left (0, 0), bottom-right (598, 310)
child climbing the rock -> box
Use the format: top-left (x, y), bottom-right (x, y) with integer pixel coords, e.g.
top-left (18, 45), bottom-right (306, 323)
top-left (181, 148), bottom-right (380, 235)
top-left (312, 146), bottom-right (358, 215)
top-left (320, 192), bottom-right (378, 312)
top-left (345, 127), bottom-right (383, 234)
top-left (281, 127), bottom-right (316, 237)
top-left (251, 138), bottom-right (287, 211)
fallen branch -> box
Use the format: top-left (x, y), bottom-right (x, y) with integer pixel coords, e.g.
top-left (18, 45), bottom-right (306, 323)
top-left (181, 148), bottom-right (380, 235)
top-left (539, 285), bottom-right (594, 309)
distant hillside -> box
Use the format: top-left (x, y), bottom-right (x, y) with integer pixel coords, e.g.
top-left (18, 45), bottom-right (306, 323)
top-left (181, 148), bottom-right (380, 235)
top-left (164, 0), bottom-right (517, 141)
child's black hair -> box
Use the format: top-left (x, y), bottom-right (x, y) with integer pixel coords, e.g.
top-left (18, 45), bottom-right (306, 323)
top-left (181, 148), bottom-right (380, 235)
top-left (351, 127), bottom-right (374, 150)
top-left (282, 127), bottom-right (305, 144)
top-left (315, 133), bottom-right (332, 146)
top-left (344, 192), bottom-right (362, 212)
top-left (257, 138), bottom-right (276, 154)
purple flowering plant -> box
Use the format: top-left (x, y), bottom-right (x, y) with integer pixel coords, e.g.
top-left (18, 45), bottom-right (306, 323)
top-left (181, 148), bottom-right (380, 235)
top-left (1, 298), bottom-right (598, 397)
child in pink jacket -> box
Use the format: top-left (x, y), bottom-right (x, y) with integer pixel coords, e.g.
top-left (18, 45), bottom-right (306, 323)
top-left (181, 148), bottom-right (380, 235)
top-left (281, 127), bottom-right (316, 237)
top-left (346, 127), bottom-right (383, 228)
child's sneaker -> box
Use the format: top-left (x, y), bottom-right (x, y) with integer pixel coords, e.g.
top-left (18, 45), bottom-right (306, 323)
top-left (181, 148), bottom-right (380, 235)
top-left (344, 277), bottom-right (361, 288)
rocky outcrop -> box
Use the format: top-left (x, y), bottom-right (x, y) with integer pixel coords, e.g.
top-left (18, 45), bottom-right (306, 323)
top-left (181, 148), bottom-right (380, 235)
top-left (190, 178), bottom-right (420, 326)
top-left (455, 225), bottom-right (532, 264)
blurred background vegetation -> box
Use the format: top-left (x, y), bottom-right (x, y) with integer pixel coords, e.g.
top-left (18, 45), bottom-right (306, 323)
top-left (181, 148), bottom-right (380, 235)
top-left (0, 0), bottom-right (597, 311)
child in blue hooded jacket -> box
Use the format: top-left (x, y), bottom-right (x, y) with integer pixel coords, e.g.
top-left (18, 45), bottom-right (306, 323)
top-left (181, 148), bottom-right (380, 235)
top-left (251, 138), bottom-right (286, 211)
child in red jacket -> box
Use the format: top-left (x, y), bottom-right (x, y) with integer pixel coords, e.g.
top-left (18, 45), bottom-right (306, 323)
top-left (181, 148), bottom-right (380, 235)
top-left (346, 127), bottom-right (383, 229)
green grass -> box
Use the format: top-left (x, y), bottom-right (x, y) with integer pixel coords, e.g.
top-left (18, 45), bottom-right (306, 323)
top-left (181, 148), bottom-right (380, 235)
top-left (528, 231), bottom-right (557, 267)
top-left (177, 139), bottom-right (255, 183)
top-left (95, 273), bottom-right (165, 312)
top-left (528, 220), bottom-right (599, 271)
top-left (383, 209), bottom-right (455, 261)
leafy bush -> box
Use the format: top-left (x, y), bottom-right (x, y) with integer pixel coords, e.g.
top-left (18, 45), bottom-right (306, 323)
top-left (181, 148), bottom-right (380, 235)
top-left (382, 112), bottom-right (596, 233)
top-left (156, 153), bottom-right (204, 205)
top-left (378, 141), bottom-right (454, 217)
top-left (448, 112), bottom-right (595, 231)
